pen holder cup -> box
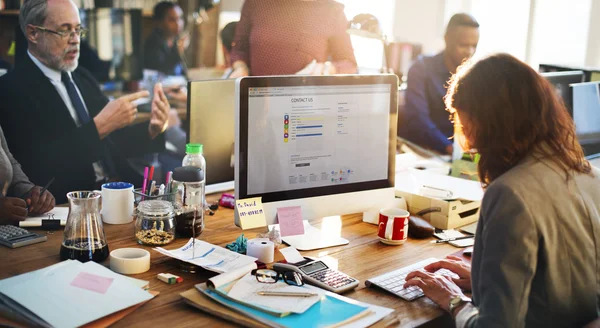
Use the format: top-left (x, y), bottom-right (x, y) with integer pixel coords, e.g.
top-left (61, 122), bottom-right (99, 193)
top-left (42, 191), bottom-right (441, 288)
top-left (132, 189), bottom-right (177, 208)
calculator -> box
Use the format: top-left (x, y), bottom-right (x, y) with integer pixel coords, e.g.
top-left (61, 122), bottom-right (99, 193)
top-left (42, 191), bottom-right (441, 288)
top-left (0, 225), bottom-right (47, 248)
top-left (273, 258), bottom-right (359, 294)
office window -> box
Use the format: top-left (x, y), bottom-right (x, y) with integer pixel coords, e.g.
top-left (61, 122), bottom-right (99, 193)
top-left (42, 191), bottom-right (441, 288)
top-left (444, 0), bottom-right (531, 61)
top-left (527, 0), bottom-right (592, 69)
top-left (338, 0), bottom-right (395, 73)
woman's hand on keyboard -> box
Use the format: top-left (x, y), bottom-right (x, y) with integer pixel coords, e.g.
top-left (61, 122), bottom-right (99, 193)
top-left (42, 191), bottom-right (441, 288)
top-left (423, 256), bottom-right (472, 292)
top-left (403, 270), bottom-right (465, 312)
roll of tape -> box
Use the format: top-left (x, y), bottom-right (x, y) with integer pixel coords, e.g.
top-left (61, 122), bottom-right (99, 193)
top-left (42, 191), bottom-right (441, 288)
top-left (110, 248), bottom-right (151, 274)
top-left (247, 238), bottom-right (275, 263)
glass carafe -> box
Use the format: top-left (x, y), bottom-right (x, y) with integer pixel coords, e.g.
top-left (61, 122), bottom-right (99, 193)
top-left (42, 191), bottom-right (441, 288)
top-left (60, 191), bottom-right (109, 262)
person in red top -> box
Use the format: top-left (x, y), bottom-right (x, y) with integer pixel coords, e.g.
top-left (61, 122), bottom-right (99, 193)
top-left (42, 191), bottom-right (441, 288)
top-left (229, 0), bottom-right (357, 77)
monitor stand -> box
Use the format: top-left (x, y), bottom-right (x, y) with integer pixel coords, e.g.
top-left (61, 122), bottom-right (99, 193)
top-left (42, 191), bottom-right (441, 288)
top-left (268, 220), bottom-right (349, 251)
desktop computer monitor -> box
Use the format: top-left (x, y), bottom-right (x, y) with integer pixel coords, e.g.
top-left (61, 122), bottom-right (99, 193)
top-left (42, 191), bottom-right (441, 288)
top-left (187, 79), bottom-right (236, 193)
top-left (571, 81), bottom-right (600, 155)
top-left (234, 75), bottom-right (398, 226)
top-left (541, 70), bottom-right (584, 116)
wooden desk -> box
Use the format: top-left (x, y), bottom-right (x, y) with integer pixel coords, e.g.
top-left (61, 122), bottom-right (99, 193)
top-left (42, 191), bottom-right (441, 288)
top-left (0, 194), bottom-right (461, 328)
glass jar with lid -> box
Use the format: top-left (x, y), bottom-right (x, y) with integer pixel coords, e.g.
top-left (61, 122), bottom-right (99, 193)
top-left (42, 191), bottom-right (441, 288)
top-left (135, 200), bottom-right (176, 246)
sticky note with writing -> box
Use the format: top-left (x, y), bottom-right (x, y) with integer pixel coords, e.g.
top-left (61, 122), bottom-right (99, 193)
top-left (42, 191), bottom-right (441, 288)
top-left (277, 206), bottom-right (305, 237)
top-left (236, 197), bottom-right (267, 230)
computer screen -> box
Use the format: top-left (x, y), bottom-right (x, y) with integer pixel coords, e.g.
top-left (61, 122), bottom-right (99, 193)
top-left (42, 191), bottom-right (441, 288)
top-left (187, 79), bottom-right (236, 193)
top-left (541, 70), bottom-right (584, 116)
top-left (235, 75), bottom-right (398, 226)
top-left (572, 81), bottom-right (600, 147)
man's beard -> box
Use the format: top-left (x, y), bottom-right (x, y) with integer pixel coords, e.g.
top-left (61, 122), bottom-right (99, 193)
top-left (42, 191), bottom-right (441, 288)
top-left (39, 40), bottom-right (79, 72)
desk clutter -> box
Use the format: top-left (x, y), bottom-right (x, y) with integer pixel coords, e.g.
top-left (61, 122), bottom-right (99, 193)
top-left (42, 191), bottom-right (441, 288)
top-left (0, 153), bottom-right (482, 327)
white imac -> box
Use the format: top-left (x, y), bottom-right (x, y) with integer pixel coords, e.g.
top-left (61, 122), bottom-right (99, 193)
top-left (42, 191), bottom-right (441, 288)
top-left (234, 75), bottom-right (398, 226)
top-left (187, 79), bottom-right (236, 194)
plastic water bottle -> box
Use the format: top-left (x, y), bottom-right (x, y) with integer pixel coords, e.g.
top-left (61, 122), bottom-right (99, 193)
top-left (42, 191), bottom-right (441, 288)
top-left (182, 143), bottom-right (206, 206)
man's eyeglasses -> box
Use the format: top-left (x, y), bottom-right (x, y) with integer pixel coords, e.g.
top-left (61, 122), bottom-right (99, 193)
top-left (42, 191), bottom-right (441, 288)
top-left (252, 269), bottom-right (304, 286)
top-left (31, 25), bottom-right (88, 40)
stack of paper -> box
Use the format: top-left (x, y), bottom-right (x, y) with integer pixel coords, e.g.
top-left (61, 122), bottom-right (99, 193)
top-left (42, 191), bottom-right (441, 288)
top-left (0, 260), bottom-right (155, 327)
top-left (185, 283), bottom-right (394, 328)
top-left (155, 238), bottom-right (258, 274)
top-left (181, 260), bottom-right (395, 328)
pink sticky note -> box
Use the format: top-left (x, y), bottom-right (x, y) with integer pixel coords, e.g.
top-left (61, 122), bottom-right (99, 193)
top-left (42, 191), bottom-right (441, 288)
top-left (70, 272), bottom-right (114, 294)
top-left (277, 206), bottom-right (305, 237)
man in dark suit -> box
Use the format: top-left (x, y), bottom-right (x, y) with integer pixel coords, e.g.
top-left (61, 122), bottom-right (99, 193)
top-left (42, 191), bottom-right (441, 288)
top-left (0, 0), bottom-right (170, 203)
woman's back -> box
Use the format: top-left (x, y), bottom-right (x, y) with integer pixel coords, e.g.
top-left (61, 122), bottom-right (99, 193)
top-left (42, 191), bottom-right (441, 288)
top-left (471, 154), bottom-right (600, 327)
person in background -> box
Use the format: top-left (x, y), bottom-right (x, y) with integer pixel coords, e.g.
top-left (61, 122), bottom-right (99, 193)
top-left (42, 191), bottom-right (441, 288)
top-left (15, 26), bottom-right (111, 82)
top-left (143, 1), bottom-right (187, 76)
top-left (0, 58), bottom-right (11, 72)
top-left (220, 21), bottom-right (237, 78)
top-left (399, 13), bottom-right (479, 154)
top-left (229, 0), bottom-right (357, 77)
top-left (0, 0), bottom-right (170, 203)
top-left (403, 54), bottom-right (600, 327)
top-left (0, 125), bottom-right (55, 224)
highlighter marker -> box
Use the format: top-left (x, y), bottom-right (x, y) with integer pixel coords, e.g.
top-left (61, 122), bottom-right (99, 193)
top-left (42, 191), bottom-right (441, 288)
top-left (141, 167), bottom-right (149, 199)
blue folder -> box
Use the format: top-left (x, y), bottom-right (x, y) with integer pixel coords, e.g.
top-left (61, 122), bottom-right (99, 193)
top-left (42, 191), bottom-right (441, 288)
top-left (201, 287), bottom-right (368, 328)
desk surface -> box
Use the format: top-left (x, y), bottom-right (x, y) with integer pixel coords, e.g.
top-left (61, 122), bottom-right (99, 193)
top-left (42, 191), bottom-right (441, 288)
top-left (0, 193), bottom-right (461, 328)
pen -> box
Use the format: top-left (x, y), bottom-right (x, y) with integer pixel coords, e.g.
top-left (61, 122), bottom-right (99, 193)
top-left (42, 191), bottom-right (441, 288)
top-left (141, 167), bottom-right (149, 200)
top-left (39, 177), bottom-right (55, 197)
top-left (148, 166), bottom-right (155, 184)
top-left (257, 291), bottom-right (318, 297)
top-left (165, 171), bottom-right (172, 193)
top-left (158, 184), bottom-right (165, 195)
top-left (149, 181), bottom-right (156, 196)
top-left (430, 235), bottom-right (474, 244)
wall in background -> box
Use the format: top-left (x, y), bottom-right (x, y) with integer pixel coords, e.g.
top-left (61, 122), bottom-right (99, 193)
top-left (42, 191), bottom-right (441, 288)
top-left (392, 0), bottom-right (446, 55)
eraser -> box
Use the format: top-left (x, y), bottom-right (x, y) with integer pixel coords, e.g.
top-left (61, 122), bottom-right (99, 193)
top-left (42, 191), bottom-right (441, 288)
top-left (157, 273), bottom-right (181, 284)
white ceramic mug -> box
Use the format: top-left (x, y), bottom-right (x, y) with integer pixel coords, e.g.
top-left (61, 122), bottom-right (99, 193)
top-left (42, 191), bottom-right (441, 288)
top-left (100, 182), bottom-right (134, 224)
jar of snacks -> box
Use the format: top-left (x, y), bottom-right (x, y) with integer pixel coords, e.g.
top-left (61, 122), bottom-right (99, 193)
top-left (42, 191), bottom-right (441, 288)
top-left (135, 200), bottom-right (176, 246)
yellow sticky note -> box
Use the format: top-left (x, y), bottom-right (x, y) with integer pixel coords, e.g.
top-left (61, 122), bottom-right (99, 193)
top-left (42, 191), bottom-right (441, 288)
top-left (236, 197), bottom-right (267, 230)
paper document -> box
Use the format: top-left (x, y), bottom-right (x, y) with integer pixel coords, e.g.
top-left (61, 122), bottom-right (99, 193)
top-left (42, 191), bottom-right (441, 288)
top-left (396, 168), bottom-right (484, 201)
top-left (269, 220), bottom-right (349, 251)
top-left (433, 229), bottom-right (474, 248)
top-left (207, 262), bottom-right (257, 289)
top-left (19, 207), bottom-right (69, 227)
top-left (0, 260), bottom-right (153, 328)
top-left (155, 238), bottom-right (257, 274)
top-left (227, 273), bottom-right (323, 314)
top-left (279, 247), bottom-right (305, 264)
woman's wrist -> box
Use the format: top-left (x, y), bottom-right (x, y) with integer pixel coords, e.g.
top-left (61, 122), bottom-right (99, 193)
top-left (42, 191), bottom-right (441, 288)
top-left (451, 302), bottom-right (469, 318)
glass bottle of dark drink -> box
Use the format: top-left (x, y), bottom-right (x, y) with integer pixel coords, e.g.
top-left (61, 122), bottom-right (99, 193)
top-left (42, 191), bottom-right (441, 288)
top-left (172, 166), bottom-right (205, 238)
top-left (60, 191), bottom-right (109, 262)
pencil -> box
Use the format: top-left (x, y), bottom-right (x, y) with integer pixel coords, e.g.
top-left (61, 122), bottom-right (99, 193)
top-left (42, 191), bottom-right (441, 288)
top-left (430, 235), bottom-right (474, 244)
top-left (256, 291), bottom-right (318, 297)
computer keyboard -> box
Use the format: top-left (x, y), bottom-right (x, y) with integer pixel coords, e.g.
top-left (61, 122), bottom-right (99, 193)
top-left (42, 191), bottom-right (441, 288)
top-left (365, 257), bottom-right (460, 301)
top-left (0, 225), bottom-right (47, 248)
